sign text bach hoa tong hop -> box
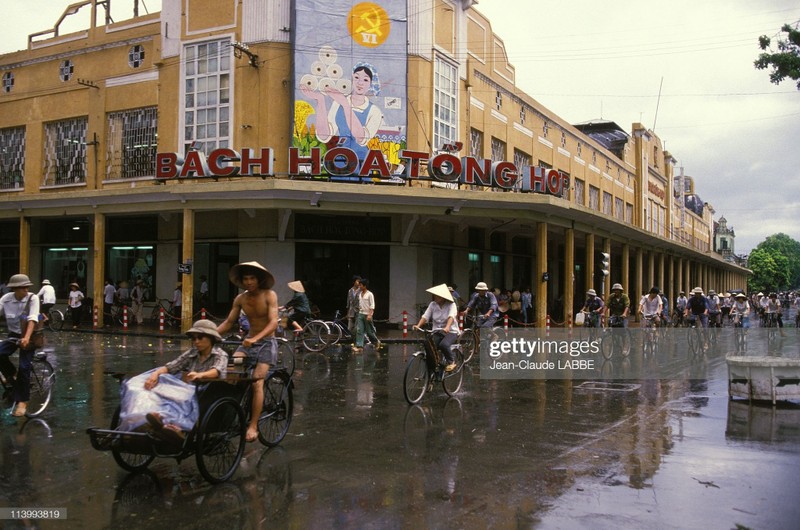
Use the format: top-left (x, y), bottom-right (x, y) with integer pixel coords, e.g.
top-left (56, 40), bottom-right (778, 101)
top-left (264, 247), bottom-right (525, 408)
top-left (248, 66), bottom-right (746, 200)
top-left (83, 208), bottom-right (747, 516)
top-left (155, 146), bottom-right (570, 195)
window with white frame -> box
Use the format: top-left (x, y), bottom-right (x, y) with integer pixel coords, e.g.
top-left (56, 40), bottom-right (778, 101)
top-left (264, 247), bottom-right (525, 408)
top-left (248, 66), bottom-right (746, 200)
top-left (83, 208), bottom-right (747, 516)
top-left (183, 39), bottom-right (232, 155)
top-left (0, 126), bottom-right (25, 190)
top-left (43, 117), bottom-right (87, 186)
top-left (106, 107), bottom-right (158, 179)
top-left (433, 56), bottom-right (458, 151)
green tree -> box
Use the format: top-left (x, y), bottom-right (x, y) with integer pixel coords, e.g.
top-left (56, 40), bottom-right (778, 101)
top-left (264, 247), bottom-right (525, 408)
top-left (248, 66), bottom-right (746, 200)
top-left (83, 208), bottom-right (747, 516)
top-left (746, 232), bottom-right (800, 292)
top-left (755, 23), bottom-right (800, 89)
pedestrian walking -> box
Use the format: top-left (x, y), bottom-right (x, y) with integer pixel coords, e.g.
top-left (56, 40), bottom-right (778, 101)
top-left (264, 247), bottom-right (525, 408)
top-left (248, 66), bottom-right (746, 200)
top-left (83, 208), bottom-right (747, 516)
top-left (131, 279), bottom-right (145, 325)
top-left (103, 278), bottom-right (116, 326)
top-left (353, 278), bottom-right (379, 352)
top-left (346, 275), bottom-right (361, 333)
top-left (68, 282), bottom-right (84, 328)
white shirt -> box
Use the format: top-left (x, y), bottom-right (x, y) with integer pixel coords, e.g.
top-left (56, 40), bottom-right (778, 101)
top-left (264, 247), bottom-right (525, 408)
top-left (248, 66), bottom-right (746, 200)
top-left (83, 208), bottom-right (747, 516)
top-left (37, 285), bottom-right (56, 304)
top-left (104, 284), bottom-right (116, 304)
top-left (358, 290), bottom-right (375, 315)
top-left (421, 300), bottom-right (460, 335)
top-left (639, 294), bottom-right (663, 316)
top-left (69, 289), bottom-right (84, 308)
top-left (0, 292), bottom-right (40, 334)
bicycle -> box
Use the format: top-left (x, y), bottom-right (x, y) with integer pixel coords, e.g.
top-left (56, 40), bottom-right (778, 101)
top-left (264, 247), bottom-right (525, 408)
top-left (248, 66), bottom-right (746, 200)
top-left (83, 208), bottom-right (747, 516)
top-left (0, 337), bottom-right (56, 418)
top-left (764, 312), bottom-right (779, 343)
top-left (641, 314), bottom-right (659, 355)
top-left (278, 308), bottom-right (331, 352)
top-left (686, 315), bottom-right (706, 356)
top-left (580, 310), bottom-right (602, 343)
top-left (148, 298), bottom-right (180, 327)
top-left (403, 327), bottom-right (465, 404)
top-left (220, 336), bottom-right (295, 378)
top-left (600, 315), bottom-right (631, 360)
top-left (43, 307), bottom-right (65, 332)
top-left (731, 312), bottom-right (747, 351)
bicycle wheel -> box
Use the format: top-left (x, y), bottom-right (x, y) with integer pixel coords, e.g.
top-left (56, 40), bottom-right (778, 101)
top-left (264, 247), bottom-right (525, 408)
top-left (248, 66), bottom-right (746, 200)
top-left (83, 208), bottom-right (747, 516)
top-left (301, 320), bottom-right (329, 352)
top-left (324, 322), bottom-right (343, 346)
top-left (600, 332), bottom-right (614, 360)
top-left (26, 359), bottom-right (55, 418)
top-left (442, 349), bottom-right (464, 397)
top-left (619, 328), bottom-right (632, 358)
top-left (687, 327), bottom-right (700, 356)
top-left (457, 329), bottom-right (478, 364)
top-left (196, 397), bottom-right (246, 484)
top-left (48, 309), bottom-right (64, 332)
top-left (275, 340), bottom-right (295, 376)
top-left (258, 371), bottom-right (293, 447)
top-left (110, 406), bottom-right (155, 472)
top-left (403, 353), bottom-right (429, 404)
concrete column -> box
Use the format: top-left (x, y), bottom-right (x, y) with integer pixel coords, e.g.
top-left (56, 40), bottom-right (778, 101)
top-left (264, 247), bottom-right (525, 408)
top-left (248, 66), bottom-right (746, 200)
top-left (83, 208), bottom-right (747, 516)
top-left (668, 256), bottom-right (675, 308)
top-left (677, 257), bottom-right (683, 300)
top-left (602, 238), bottom-right (611, 297)
top-left (564, 228), bottom-right (574, 326)
top-left (634, 247), bottom-right (643, 320)
top-left (657, 252), bottom-right (665, 293)
top-left (18, 215), bottom-right (30, 274)
top-left (93, 212), bottom-right (105, 327)
top-left (585, 233), bottom-right (595, 294)
top-left (647, 250), bottom-right (655, 292)
top-left (181, 208), bottom-right (195, 332)
top-left (684, 259), bottom-right (691, 293)
top-left (621, 243), bottom-right (630, 293)
top-left (536, 222), bottom-right (548, 328)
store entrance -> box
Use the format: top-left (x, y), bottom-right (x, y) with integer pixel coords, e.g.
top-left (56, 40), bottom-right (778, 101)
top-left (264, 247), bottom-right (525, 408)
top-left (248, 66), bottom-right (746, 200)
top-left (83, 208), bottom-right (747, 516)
top-left (295, 243), bottom-right (389, 321)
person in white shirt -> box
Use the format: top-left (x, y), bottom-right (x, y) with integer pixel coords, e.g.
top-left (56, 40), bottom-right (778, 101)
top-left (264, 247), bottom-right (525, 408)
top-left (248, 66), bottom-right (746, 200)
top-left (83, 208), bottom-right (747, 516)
top-left (0, 274), bottom-right (41, 416)
top-left (131, 279), bottom-right (146, 325)
top-left (353, 278), bottom-right (379, 352)
top-left (103, 278), bottom-right (117, 326)
top-left (730, 293), bottom-right (750, 331)
top-left (68, 282), bottom-right (84, 328)
top-left (638, 286), bottom-right (663, 327)
top-left (37, 279), bottom-right (57, 319)
top-left (414, 284), bottom-right (460, 372)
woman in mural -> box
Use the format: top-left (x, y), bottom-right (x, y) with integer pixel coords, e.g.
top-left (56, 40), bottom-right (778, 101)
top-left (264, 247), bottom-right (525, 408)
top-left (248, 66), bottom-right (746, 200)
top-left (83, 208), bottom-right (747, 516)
top-left (300, 62), bottom-right (384, 162)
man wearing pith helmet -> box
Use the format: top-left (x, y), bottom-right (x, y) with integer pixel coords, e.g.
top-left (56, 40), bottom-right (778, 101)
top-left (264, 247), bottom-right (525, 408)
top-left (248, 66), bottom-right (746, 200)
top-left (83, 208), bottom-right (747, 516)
top-left (462, 281), bottom-right (499, 328)
top-left (216, 261), bottom-right (278, 443)
top-left (0, 274), bottom-right (40, 417)
top-left (605, 283), bottom-right (630, 327)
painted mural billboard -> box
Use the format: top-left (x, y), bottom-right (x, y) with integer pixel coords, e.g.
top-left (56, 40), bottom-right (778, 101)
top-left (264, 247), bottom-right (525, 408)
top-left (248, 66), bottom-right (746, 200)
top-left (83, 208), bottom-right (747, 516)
top-left (293, 0), bottom-right (407, 182)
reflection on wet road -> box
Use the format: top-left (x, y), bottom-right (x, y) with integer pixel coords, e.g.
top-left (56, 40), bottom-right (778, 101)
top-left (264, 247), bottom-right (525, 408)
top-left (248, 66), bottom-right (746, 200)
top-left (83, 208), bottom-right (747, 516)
top-left (0, 330), bottom-right (798, 528)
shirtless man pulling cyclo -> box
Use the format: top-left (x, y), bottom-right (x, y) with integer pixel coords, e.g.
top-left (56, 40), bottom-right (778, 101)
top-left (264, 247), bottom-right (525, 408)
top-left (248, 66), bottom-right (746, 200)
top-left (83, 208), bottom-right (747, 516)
top-left (216, 261), bottom-right (278, 443)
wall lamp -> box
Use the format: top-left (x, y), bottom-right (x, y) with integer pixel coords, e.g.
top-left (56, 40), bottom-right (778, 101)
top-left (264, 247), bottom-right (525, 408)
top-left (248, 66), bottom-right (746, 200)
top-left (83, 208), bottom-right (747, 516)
top-left (542, 272), bottom-right (549, 282)
top-left (310, 192), bottom-right (322, 207)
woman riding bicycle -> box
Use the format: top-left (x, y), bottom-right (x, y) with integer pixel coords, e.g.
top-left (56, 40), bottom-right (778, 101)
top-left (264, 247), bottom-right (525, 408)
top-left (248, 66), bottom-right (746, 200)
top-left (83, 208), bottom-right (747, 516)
top-left (0, 274), bottom-right (41, 417)
top-left (37, 279), bottom-right (56, 323)
top-left (280, 281), bottom-right (311, 334)
top-left (414, 284), bottom-right (460, 372)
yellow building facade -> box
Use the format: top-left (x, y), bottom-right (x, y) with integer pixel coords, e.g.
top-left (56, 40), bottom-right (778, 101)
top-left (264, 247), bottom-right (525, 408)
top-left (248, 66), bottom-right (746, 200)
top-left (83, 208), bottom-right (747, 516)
top-left (0, 0), bottom-right (746, 329)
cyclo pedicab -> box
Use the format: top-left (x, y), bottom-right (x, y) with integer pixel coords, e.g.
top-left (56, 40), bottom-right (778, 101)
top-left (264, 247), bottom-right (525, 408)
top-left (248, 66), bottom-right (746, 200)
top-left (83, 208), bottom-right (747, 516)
top-left (87, 324), bottom-right (293, 484)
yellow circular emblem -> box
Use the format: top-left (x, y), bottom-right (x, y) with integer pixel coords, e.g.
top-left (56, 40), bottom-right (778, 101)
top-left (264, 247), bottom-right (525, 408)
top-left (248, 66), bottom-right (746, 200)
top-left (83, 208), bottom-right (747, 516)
top-left (347, 2), bottom-right (391, 48)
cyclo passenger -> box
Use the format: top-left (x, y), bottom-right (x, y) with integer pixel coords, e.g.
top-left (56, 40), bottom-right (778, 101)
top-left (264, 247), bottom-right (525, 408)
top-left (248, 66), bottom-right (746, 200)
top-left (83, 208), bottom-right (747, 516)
top-left (414, 284), bottom-right (460, 372)
top-left (604, 283), bottom-right (630, 327)
top-left (216, 261), bottom-right (278, 443)
top-left (124, 320), bottom-right (228, 445)
top-left (0, 274), bottom-right (41, 417)
top-left (730, 293), bottom-right (750, 332)
top-left (638, 286), bottom-right (663, 327)
top-left (580, 289), bottom-right (604, 327)
top-left (461, 281), bottom-right (499, 329)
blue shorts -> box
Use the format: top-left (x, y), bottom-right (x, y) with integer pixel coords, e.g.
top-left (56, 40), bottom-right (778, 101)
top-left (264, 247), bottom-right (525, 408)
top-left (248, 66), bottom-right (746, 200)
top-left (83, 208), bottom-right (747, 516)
top-left (236, 339), bottom-right (277, 368)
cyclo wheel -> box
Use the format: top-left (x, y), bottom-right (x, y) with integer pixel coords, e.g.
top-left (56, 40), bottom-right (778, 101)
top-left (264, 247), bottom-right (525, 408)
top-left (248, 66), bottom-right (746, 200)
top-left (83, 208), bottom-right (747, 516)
top-left (196, 396), bottom-right (246, 484)
top-left (48, 309), bottom-right (65, 331)
top-left (442, 348), bottom-right (464, 397)
top-left (275, 340), bottom-right (296, 377)
top-left (110, 406), bottom-right (155, 472)
top-left (258, 370), bottom-right (293, 447)
top-left (457, 329), bottom-right (478, 364)
top-left (403, 353), bottom-right (429, 404)
top-left (301, 320), bottom-right (329, 352)
top-left (25, 358), bottom-right (55, 418)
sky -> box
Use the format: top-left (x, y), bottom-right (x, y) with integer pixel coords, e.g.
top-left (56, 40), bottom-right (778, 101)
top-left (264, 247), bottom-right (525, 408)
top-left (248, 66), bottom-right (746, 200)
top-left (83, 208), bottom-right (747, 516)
top-left (3, 0), bottom-right (800, 254)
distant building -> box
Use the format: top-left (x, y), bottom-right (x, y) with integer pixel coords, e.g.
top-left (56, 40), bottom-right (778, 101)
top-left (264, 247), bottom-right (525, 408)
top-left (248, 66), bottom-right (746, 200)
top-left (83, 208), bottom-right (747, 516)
top-left (714, 216), bottom-right (735, 259)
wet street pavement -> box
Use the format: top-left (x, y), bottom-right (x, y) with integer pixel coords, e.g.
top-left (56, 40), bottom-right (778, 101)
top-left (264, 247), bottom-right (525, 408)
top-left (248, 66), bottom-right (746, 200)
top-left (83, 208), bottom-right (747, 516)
top-left (1, 324), bottom-right (799, 529)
